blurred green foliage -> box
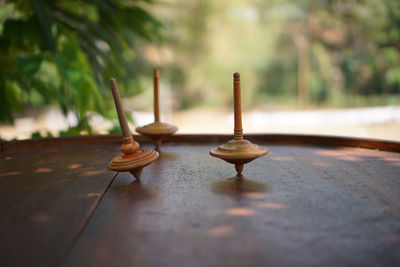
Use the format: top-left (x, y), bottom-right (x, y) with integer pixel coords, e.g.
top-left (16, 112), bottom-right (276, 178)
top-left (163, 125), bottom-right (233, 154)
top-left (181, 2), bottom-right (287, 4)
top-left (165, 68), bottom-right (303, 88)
top-left (158, 0), bottom-right (400, 109)
top-left (1, 0), bottom-right (400, 137)
top-left (0, 0), bottom-right (162, 126)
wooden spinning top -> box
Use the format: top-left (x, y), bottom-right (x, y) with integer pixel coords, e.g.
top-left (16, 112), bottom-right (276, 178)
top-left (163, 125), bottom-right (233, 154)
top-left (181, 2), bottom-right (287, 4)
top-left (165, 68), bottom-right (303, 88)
top-left (210, 73), bottom-right (269, 175)
top-left (136, 69), bottom-right (178, 151)
top-left (108, 78), bottom-right (159, 179)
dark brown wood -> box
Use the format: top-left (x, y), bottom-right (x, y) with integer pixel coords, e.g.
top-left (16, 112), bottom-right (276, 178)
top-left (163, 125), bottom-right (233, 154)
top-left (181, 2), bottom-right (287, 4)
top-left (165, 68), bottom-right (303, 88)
top-left (0, 139), bottom-right (399, 266)
top-left (59, 143), bottom-right (400, 267)
top-left (2, 134), bottom-right (400, 152)
top-left (0, 144), bottom-right (118, 267)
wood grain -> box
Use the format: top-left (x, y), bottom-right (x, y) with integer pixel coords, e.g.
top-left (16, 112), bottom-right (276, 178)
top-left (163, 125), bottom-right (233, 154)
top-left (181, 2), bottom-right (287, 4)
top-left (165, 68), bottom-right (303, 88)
top-left (1, 137), bottom-right (399, 266)
top-left (60, 143), bottom-right (400, 267)
top-left (0, 144), bottom-right (118, 267)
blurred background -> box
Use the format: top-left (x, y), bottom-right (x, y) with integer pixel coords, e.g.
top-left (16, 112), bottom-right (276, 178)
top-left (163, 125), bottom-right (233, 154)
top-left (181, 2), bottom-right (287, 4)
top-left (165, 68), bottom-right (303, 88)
top-left (0, 0), bottom-right (399, 141)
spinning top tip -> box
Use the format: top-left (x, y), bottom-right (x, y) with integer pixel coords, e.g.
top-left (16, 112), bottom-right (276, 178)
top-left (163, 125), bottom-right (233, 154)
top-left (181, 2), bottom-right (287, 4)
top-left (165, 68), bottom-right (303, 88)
top-left (233, 72), bottom-right (240, 80)
top-left (235, 164), bottom-right (244, 175)
top-left (130, 168), bottom-right (143, 180)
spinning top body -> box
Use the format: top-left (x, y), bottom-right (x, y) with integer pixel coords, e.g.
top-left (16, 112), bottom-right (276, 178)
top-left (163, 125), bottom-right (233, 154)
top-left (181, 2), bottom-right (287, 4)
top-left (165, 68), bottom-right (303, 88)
top-left (108, 137), bottom-right (159, 179)
top-left (210, 73), bottom-right (268, 174)
top-left (136, 121), bottom-right (177, 149)
top-left (108, 78), bottom-right (159, 179)
top-left (210, 139), bottom-right (268, 174)
top-left (136, 69), bottom-right (178, 151)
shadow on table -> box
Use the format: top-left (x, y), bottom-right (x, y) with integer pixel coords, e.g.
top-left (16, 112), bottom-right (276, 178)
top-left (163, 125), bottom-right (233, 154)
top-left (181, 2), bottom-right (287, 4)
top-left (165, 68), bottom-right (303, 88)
top-left (211, 175), bottom-right (268, 199)
top-left (110, 175), bottom-right (155, 205)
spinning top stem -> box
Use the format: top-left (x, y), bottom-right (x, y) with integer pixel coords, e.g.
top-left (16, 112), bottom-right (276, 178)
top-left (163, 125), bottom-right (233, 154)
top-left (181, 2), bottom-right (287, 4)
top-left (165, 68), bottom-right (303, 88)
top-left (110, 78), bottom-right (132, 139)
top-left (154, 69), bottom-right (160, 122)
top-left (233, 72), bottom-right (243, 141)
top-left (234, 72), bottom-right (244, 173)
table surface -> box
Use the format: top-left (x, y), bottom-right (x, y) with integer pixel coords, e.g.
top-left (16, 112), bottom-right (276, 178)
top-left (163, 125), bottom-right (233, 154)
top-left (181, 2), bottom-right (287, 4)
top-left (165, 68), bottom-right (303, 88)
top-left (0, 136), bottom-right (399, 267)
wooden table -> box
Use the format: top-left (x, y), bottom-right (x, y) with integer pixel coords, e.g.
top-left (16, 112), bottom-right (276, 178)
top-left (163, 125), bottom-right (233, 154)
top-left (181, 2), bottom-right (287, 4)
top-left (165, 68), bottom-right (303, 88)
top-left (1, 135), bottom-right (399, 267)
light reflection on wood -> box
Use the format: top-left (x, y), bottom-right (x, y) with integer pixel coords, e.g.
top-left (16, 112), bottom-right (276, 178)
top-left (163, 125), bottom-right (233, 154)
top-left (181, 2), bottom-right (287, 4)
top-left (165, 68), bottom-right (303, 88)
top-left (207, 225), bottom-right (234, 237)
top-left (224, 208), bottom-right (255, 217)
top-left (35, 168), bottom-right (53, 173)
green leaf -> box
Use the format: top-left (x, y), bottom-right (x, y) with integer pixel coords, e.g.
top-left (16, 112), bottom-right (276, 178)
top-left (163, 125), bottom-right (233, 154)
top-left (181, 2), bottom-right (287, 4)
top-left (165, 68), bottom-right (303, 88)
top-left (30, 77), bottom-right (51, 102)
top-left (29, 0), bottom-right (56, 52)
top-left (2, 18), bottom-right (43, 49)
top-left (385, 67), bottom-right (400, 85)
top-left (75, 77), bottom-right (92, 115)
top-left (0, 0), bottom-right (163, 125)
top-left (31, 131), bottom-right (42, 139)
top-left (16, 55), bottom-right (42, 77)
top-left (0, 80), bottom-right (22, 123)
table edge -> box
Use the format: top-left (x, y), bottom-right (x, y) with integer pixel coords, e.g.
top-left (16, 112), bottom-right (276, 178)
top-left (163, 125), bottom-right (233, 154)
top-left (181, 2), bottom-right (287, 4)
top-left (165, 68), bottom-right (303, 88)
top-left (1, 134), bottom-right (400, 153)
